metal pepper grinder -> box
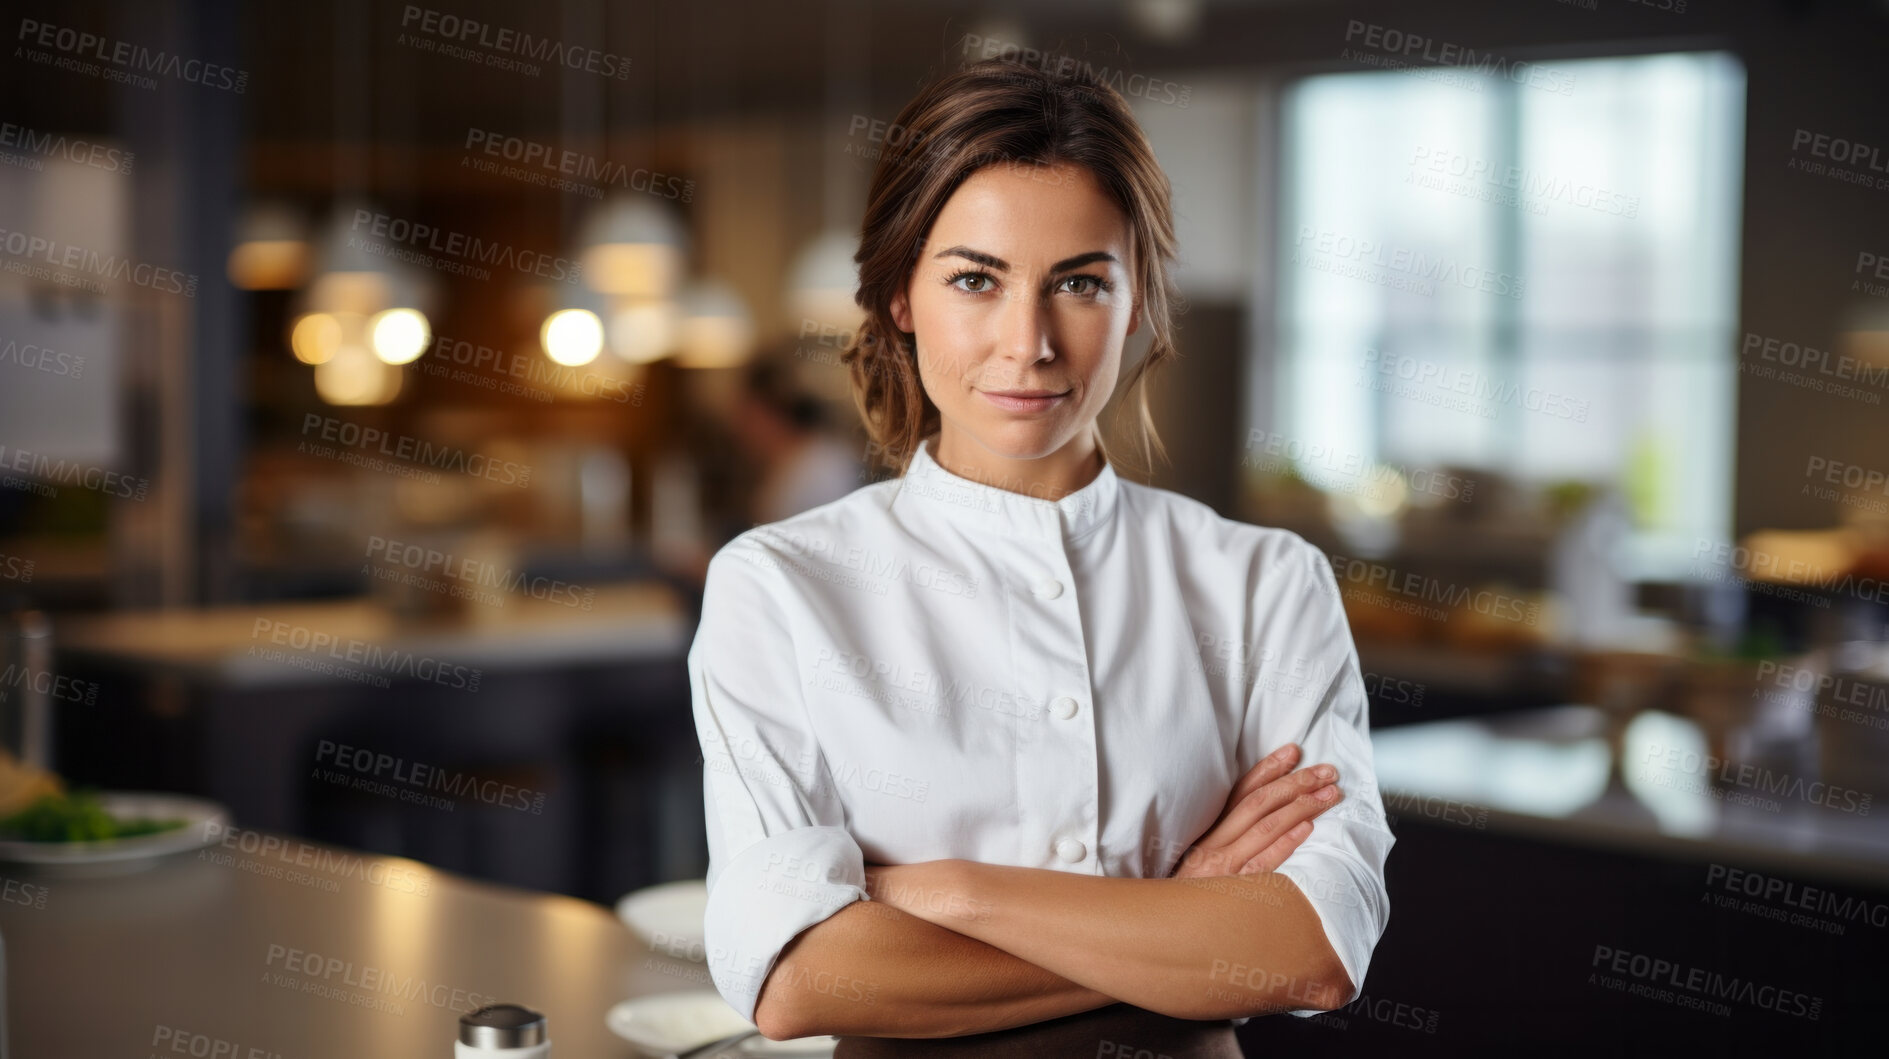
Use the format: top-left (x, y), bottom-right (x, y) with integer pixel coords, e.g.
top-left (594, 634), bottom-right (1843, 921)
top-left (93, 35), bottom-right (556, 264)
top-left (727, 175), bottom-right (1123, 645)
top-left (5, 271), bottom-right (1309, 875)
top-left (456, 1004), bottom-right (549, 1058)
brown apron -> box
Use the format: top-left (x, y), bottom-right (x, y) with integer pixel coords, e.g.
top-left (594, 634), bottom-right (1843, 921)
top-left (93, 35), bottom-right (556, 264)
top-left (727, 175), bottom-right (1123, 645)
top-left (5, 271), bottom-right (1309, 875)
top-left (831, 1003), bottom-right (1243, 1058)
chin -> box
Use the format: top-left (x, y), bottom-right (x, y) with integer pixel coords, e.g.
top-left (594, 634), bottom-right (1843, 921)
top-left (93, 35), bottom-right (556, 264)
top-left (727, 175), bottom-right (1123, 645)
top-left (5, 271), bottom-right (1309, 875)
top-left (966, 418), bottom-right (1069, 461)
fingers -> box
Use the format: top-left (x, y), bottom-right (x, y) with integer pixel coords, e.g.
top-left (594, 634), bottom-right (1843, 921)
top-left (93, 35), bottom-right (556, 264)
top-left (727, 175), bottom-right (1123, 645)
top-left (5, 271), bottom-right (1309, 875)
top-left (1224, 744), bottom-right (1300, 813)
top-left (1215, 762), bottom-right (1339, 841)
top-left (1205, 780), bottom-right (1345, 877)
top-left (1241, 820), bottom-right (1315, 875)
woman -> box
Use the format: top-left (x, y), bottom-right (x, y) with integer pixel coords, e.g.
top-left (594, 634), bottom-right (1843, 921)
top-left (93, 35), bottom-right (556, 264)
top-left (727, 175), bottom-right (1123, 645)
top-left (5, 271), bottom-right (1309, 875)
top-left (689, 57), bottom-right (1393, 1057)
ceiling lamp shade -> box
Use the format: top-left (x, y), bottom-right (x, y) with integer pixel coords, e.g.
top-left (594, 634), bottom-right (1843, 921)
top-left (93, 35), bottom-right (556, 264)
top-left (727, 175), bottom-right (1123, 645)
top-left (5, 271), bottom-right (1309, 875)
top-left (227, 202), bottom-right (310, 290)
top-left (786, 228), bottom-right (864, 335)
top-left (673, 279), bottom-right (755, 369)
top-left (315, 340), bottom-right (403, 405)
top-left (608, 299), bottom-right (681, 364)
top-left (293, 201), bottom-right (433, 404)
top-left (577, 195), bottom-right (688, 299)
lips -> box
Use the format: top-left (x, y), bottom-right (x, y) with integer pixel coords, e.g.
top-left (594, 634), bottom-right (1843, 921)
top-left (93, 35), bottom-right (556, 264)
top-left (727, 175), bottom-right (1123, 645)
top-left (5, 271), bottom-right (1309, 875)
top-left (978, 388), bottom-right (1071, 413)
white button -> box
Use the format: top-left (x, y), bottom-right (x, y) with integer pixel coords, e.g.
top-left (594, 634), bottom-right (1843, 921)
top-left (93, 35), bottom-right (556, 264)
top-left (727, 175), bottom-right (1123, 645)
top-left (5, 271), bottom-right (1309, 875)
top-left (1054, 837), bottom-right (1087, 863)
top-left (1032, 579), bottom-right (1064, 599)
top-left (1051, 696), bottom-right (1079, 719)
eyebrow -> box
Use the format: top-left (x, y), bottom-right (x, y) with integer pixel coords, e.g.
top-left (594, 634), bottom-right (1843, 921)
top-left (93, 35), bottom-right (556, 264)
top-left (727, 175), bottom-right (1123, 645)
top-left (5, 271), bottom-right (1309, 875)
top-left (933, 246), bottom-right (1119, 274)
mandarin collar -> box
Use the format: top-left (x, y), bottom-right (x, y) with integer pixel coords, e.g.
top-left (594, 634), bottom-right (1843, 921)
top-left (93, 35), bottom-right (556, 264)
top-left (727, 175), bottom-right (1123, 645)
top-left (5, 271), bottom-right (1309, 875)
top-left (892, 434), bottom-right (1120, 543)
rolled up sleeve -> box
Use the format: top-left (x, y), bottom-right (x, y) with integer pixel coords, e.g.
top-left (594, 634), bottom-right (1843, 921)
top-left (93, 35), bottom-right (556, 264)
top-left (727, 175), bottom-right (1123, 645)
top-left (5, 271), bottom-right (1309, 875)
top-left (691, 539), bottom-right (870, 1023)
top-left (1245, 534), bottom-right (1395, 1018)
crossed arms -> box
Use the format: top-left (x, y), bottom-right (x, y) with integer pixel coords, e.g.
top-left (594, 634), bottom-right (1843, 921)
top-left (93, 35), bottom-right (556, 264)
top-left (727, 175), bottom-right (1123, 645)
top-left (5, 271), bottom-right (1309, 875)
top-left (752, 745), bottom-right (1358, 1040)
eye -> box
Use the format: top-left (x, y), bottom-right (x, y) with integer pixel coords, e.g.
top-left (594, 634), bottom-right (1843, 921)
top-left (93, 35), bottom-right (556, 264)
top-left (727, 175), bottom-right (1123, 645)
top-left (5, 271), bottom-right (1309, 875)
top-left (1059, 274), bottom-right (1113, 297)
top-left (945, 269), bottom-right (994, 294)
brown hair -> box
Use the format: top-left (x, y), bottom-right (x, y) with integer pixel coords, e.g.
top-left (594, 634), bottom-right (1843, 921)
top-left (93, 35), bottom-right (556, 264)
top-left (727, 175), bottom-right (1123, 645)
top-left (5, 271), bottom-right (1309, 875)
top-left (841, 57), bottom-right (1183, 480)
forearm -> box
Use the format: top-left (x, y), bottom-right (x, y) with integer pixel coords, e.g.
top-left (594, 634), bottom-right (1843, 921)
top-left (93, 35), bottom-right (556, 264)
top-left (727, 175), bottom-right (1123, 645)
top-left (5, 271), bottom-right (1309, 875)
top-left (877, 862), bottom-right (1351, 1021)
top-left (754, 897), bottom-right (1117, 1040)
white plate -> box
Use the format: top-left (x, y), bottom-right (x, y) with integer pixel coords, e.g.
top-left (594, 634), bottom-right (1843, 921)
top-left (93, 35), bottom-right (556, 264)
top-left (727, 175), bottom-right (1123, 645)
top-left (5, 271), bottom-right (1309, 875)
top-left (0, 792), bottom-right (230, 876)
top-left (605, 990), bottom-right (835, 1057)
top-left (617, 878), bottom-right (710, 960)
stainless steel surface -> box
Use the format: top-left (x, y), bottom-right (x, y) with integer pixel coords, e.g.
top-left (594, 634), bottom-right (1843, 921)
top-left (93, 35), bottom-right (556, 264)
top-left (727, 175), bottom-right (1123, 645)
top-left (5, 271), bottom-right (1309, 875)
top-left (460, 1003), bottom-right (547, 1048)
top-left (0, 834), bottom-right (706, 1056)
top-left (1372, 703), bottom-right (1889, 887)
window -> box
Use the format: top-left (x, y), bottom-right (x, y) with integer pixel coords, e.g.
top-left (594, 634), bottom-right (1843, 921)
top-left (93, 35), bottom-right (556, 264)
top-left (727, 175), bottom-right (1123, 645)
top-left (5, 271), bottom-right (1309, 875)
top-left (1271, 51), bottom-right (1745, 573)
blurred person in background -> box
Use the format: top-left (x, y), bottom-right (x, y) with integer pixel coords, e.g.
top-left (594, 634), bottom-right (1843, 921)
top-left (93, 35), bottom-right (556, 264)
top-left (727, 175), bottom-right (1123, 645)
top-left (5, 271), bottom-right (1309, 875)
top-left (730, 357), bottom-right (864, 526)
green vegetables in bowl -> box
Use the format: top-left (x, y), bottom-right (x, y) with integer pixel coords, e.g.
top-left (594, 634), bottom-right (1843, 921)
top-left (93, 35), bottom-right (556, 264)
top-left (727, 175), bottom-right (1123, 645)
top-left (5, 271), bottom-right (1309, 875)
top-left (0, 790), bottom-right (187, 843)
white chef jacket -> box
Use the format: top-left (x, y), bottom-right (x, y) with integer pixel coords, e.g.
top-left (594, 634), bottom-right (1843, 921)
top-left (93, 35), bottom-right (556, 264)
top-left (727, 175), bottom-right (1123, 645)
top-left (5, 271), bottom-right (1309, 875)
top-left (689, 434), bottom-right (1393, 1026)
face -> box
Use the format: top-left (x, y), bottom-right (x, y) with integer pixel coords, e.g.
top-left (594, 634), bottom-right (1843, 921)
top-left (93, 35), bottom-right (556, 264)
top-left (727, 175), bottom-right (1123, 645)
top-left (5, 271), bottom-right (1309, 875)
top-left (890, 161), bottom-right (1140, 477)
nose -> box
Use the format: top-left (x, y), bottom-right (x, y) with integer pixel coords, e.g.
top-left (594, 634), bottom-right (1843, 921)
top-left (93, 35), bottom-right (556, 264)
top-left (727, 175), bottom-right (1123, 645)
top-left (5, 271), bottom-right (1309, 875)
top-left (997, 290), bottom-right (1054, 367)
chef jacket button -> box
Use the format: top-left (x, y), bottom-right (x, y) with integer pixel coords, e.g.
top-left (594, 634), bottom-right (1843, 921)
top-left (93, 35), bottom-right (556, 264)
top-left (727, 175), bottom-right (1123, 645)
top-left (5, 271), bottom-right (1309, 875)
top-left (1054, 837), bottom-right (1087, 863)
top-left (1032, 578), bottom-right (1064, 600)
top-left (1052, 696), bottom-right (1079, 719)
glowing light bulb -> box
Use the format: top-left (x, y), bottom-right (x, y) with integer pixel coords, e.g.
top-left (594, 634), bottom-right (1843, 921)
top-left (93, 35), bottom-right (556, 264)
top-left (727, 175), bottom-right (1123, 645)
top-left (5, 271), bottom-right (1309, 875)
top-left (542, 309), bottom-right (604, 366)
top-left (290, 313), bottom-right (342, 365)
top-left (369, 308), bottom-right (430, 365)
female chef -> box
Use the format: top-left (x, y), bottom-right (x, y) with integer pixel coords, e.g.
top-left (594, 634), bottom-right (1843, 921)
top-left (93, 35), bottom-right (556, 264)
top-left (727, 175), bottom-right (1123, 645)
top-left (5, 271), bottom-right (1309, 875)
top-left (688, 56), bottom-right (1394, 1058)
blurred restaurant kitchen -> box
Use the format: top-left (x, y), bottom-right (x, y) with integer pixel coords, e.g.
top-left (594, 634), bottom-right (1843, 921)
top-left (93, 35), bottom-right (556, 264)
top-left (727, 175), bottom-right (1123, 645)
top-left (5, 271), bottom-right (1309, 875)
top-left (1, 0), bottom-right (1887, 1054)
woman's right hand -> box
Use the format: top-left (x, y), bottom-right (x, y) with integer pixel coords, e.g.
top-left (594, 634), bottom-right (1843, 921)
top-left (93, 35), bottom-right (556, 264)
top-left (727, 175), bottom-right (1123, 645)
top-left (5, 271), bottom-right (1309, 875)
top-left (1169, 743), bottom-right (1344, 879)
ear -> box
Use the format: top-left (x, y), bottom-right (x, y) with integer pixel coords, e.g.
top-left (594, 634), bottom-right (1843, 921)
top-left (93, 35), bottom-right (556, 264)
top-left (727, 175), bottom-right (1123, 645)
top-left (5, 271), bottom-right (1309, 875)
top-left (890, 286), bottom-right (913, 333)
top-left (1125, 295), bottom-right (1142, 338)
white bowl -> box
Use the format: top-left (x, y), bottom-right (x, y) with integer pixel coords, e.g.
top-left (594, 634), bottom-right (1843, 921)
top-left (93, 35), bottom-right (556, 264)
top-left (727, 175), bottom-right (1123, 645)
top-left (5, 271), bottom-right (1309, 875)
top-left (604, 990), bottom-right (834, 1056)
top-left (616, 878), bottom-right (710, 960)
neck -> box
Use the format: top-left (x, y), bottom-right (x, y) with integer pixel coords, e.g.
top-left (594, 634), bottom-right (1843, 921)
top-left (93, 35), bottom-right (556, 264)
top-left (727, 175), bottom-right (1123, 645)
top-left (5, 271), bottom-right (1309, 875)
top-left (931, 427), bottom-right (1105, 502)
